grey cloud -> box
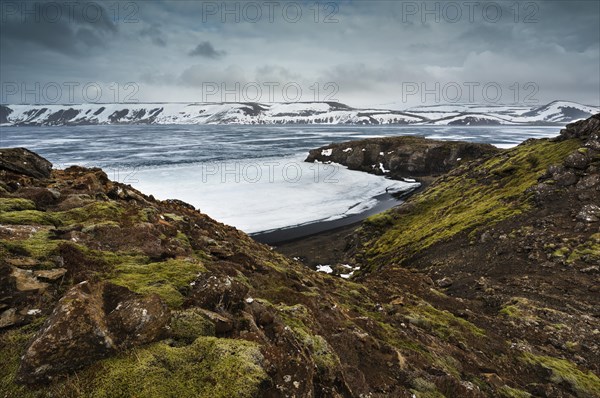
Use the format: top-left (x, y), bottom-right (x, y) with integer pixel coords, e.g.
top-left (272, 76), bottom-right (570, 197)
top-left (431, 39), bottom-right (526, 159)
top-left (140, 24), bottom-right (167, 47)
top-left (189, 42), bottom-right (226, 58)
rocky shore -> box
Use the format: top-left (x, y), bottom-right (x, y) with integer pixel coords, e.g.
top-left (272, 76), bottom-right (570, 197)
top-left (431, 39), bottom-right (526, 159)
top-left (1, 115), bottom-right (599, 397)
top-left (305, 136), bottom-right (500, 186)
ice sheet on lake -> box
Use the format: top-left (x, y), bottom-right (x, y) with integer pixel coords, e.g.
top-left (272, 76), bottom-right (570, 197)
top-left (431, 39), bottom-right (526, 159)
top-left (133, 155), bottom-right (417, 233)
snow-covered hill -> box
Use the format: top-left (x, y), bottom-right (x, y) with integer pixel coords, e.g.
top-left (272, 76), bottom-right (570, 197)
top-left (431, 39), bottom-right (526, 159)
top-left (0, 100), bottom-right (597, 126)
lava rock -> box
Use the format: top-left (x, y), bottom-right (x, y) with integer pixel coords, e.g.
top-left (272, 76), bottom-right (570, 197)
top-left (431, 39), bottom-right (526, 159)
top-left (33, 268), bottom-right (67, 282)
top-left (564, 151), bottom-right (590, 170)
top-left (436, 277), bottom-right (453, 288)
top-left (11, 267), bottom-right (49, 292)
top-left (17, 281), bottom-right (169, 384)
top-left (186, 274), bottom-right (249, 312)
top-left (0, 148), bottom-right (53, 179)
top-left (576, 204), bottom-right (600, 223)
top-left (576, 174), bottom-right (600, 190)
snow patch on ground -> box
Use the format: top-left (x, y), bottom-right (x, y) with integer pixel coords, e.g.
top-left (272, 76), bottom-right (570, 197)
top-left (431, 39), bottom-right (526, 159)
top-left (316, 265), bottom-right (333, 274)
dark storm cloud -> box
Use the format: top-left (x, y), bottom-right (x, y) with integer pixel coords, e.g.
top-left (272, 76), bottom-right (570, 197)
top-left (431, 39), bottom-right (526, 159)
top-left (189, 42), bottom-right (226, 59)
top-left (0, 1), bottom-right (117, 55)
top-left (0, 0), bottom-right (597, 105)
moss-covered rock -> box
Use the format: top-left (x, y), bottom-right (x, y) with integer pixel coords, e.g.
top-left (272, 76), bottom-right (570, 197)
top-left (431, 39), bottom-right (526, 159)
top-left (522, 353), bottom-right (600, 397)
top-left (88, 337), bottom-right (267, 398)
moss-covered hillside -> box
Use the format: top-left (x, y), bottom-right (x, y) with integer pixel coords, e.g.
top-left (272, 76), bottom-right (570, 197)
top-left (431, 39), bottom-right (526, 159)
top-left (1, 114), bottom-right (599, 398)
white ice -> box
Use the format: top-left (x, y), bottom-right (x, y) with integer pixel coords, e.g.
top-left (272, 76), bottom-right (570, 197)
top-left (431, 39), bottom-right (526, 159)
top-left (132, 154), bottom-right (418, 233)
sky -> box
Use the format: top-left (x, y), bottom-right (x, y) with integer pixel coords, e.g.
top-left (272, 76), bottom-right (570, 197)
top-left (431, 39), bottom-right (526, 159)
top-left (1, 0), bottom-right (599, 108)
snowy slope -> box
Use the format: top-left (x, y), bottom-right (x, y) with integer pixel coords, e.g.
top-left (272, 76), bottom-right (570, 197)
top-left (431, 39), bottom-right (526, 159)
top-left (1, 100), bottom-right (597, 126)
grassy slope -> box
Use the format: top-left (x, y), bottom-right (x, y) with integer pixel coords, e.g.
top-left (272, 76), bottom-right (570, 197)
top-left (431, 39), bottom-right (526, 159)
top-left (361, 138), bottom-right (581, 270)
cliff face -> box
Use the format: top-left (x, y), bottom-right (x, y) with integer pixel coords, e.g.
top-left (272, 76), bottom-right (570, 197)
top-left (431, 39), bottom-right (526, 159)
top-left (305, 136), bottom-right (500, 184)
top-left (0, 116), bottom-right (599, 398)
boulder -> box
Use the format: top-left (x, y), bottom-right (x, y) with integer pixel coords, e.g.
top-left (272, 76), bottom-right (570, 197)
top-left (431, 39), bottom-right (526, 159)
top-left (564, 151), bottom-right (590, 170)
top-left (104, 283), bottom-right (170, 348)
top-left (17, 281), bottom-right (169, 384)
top-left (0, 148), bottom-right (52, 179)
top-left (186, 274), bottom-right (249, 312)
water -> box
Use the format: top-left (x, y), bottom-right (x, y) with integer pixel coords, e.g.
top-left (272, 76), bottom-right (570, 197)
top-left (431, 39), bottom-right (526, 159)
top-left (0, 124), bottom-right (560, 233)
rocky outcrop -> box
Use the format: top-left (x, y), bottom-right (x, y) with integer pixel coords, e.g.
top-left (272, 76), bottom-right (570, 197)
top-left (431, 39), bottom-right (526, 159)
top-left (305, 136), bottom-right (500, 183)
top-left (556, 113), bottom-right (600, 143)
top-left (17, 281), bottom-right (169, 383)
top-left (0, 148), bottom-right (52, 179)
top-left (529, 114), bottom-right (600, 206)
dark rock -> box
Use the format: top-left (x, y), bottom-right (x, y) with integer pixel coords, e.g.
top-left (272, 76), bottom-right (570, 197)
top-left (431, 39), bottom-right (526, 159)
top-left (104, 283), bottom-right (170, 347)
top-left (196, 308), bottom-right (234, 334)
top-left (16, 187), bottom-right (60, 208)
top-left (436, 277), bottom-right (453, 288)
top-left (0, 308), bottom-right (20, 329)
top-left (33, 268), bottom-right (67, 282)
top-left (553, 171), bottom-right (578, 187)
top-left (17, 281), bottom-right (169, 384)
top-left (576, 204), bottom-right (600, 222)
top-left (186, 274), bottom-right (249, 312)
top-left (564, 151), bottom-right (590, 170)
top-left (0, 148), bottom-right (52, 179)
top-left (17, 281), bottom-right (117, 383)
top-left (11, 267), bottom-right (49, 292)
top-left (558, 114), bottom-right (600, 141)
top-left (304, 137), bottom-right (499, 182)
top-left (576, 174), bottom-right (600, 190)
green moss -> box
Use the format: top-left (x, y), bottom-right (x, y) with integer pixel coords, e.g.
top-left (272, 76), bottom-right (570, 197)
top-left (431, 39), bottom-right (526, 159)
top-left (56, 201), bottom-right (124, 226)
top-left (163, 213), bottom-right (184, 222)
top-left (552, 247), bottom-right (570, 258)
top-left (0, 210), bottom-right (60, 226)
top-left (1, 324), bottom-right (266, 398)
top-left (276, 304), bottom-right (340, 374)
top-left (110, 258), bottom-right (206, 308)
top-left (404, 302), bottom-right (485, 341)
top-left (364, 212), bottom-right (395, 227)
top-left (81, 221), bottom-right (120, 233)
top-left (0, 317), bottom-right (48, 398)
top-left (87, 337), bottom-right (267, 398)
top-left (498, 385), bottom-right (532, 398)
top-left (170, 309), bottom-right (216, 343)
top-left (410, 377), bottom-right (444, 398)
top-left (567, 233), bottom-right (600, 264)
top-left (522, 353), bottom-right (600, 397)
top-left (499, 305), bottom-right (521, 317)
top-left (0, 228), bottom-right (58, 259)
top-left (362, 138), bottom-right (580, 269)
top-left (0, 198), bottom-right (36, 212)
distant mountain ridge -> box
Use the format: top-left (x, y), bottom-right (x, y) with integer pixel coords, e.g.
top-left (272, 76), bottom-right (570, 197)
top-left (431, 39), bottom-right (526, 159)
top-left (1, 100), bottom-right (597, 126)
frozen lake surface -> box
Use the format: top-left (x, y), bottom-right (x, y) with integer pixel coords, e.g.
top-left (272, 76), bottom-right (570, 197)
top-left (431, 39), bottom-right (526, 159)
top-left (1, 124), bottom-right (559, 232)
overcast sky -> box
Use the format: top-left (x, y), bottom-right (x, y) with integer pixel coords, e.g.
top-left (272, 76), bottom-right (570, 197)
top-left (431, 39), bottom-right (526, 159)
top-left (1, 0), bottom-right (598, 107)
